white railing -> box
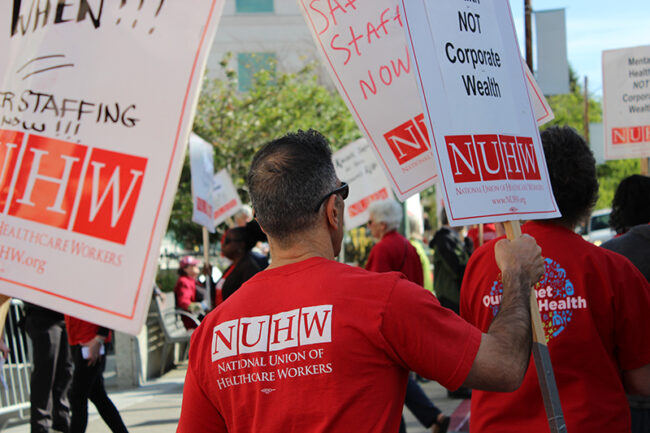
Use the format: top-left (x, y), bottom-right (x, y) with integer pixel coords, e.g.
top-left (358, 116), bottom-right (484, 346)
top-left (0, 299), bottom-right (32, 429)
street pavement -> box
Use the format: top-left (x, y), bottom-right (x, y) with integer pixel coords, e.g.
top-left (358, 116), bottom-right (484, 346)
top-left (3, 363), bottom-right (470, 432)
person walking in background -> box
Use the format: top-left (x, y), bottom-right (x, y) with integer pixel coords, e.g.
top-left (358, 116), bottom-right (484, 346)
top-left (429, 209), bottom-right (472, 315)
top-left (173, 256), bottom-right (206, 330)
top-left (602, 173), bottom-right (650, 433)
top-left (23, 303), bottom-right (74, 433)
top-left (408, 212), bottom-right (434, 293)
top-left (366, 199), bottom-right (450, 433)
top-left (64, 316), bottom-right (128, 433)
top-left (460, 126), bottom-right (650, 433)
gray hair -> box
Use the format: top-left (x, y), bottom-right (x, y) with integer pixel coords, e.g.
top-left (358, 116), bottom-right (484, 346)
top-left (368, 199), bottom-right (402, 232)
top-left (247, 130), bottom-right (338, 243)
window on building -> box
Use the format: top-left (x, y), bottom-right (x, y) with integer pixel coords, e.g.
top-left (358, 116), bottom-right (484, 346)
top-left (235, 0), bottom-right (274, 13)
top-left (237, 52), bottom-right (276, 91)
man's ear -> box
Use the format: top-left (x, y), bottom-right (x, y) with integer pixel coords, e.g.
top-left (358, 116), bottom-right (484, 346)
top-left (252, 209), bottom-right (267, 235)
top-left (325, 195), bottom-right (341, 230)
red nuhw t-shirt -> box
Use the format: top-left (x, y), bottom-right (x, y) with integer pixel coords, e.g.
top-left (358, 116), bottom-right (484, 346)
top-left (460, 221), bottom-right (650, 433)
top-left (178, 257), bottom-right (481, 433)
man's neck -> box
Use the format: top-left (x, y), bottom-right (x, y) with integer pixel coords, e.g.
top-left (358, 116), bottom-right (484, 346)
top-left (266, 229), bottom-right (336, 269)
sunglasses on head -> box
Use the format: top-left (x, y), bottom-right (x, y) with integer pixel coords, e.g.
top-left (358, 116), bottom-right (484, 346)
top-left (314, 182), bottom-right (349, 212)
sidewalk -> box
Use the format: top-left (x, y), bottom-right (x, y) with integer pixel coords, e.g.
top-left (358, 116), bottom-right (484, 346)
top-left (3, 364), bottom-right (470, 432)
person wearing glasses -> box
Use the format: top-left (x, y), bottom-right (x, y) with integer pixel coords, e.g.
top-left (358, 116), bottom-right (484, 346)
top-left (178, 129), bottom-right (544, 433)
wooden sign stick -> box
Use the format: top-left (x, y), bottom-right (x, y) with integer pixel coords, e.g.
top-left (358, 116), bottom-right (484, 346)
top-left (504, 221), bottom-right (567, 433)
top-left (0, 294), bottom-right (11, 339)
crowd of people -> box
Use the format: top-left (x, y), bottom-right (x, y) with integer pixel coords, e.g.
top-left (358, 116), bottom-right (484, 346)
top-left (2, 126), bottom-right (649, 433)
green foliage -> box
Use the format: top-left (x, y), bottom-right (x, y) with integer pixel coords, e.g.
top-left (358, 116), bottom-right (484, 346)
top-left (596, 159), bottom-right (639, 210)
top-left (166, 54), bottom-right (361, 247)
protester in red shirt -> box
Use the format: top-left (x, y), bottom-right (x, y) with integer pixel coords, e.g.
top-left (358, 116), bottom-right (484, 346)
top-left (64, 316), bottom-right (128, 433)
top-left (178, 129), bottom-right (544, 433)
top-left (366, 198), bottom-right (450, 433)
top-left (460, 126), bottom-right (650, 433)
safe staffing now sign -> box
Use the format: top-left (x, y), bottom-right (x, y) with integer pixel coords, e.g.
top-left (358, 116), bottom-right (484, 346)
top-left (400, 0), bottom-right (559, 225)
top-left (0, 1), bottom-right (225, 334)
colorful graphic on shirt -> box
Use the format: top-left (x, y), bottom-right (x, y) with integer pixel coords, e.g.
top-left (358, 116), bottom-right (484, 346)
top-left (482, 258), bottom-right (588, 342)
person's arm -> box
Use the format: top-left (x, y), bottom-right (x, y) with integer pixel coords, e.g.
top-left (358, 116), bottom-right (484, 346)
top-left (462, 234), bottom-right (544, 392)
top-left (178, 348), bottom-right (227, 432)
top-left (83, 326), bottom-right (109, 366)
top-left (623, 364), bottom-right (650, 396)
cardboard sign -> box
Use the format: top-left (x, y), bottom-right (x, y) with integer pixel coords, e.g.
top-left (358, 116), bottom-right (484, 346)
top-left (602, 45), bottom-right (650, 160)
top-left (400, 0), bottom-right (560, 225)
top-left (0, 1), bottom-right (225, 334)
top-left (299, 0), bottom-right (553, 204)
top-left (333, 138), bottom-right (393, 229)
top-left (213, 169), bottom-right (242, 227)
top-left (524, 59), bottom-right (555, 126)
top-left (189, 133), bottom-right (216, 233)
top-left (299, 0), bottom-right (438, 201)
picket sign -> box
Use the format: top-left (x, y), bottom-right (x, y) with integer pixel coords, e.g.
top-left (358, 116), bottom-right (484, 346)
top-left (0, 1), bottom-right (225, 335)
top-left (189, 133), bottom-right (217, 233)
top-left (399, 0), bottom-right (565, 430)
top-left (299, 0), bottom-right (554, 204)
top-left (602, 45), bottom-right (650, 161)
top-left (333, 138), bottom-right (394, 230)
top-left (212, 169), bottom-right (243, 228)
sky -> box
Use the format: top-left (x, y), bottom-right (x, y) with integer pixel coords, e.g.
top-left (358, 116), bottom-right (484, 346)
top-left (509, 0), bottom-right (650, 97)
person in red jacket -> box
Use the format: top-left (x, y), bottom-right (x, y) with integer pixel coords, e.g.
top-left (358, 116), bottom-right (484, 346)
top-left (64, 315), bottom-right (128, 433)
top-left (174, 256), bottom-right (206, 329)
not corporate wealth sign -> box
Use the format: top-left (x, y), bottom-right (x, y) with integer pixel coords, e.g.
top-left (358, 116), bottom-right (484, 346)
top-left (401, 0), bottom-right (560, 225)
top-left (0, 1), bottom-right (225, 334)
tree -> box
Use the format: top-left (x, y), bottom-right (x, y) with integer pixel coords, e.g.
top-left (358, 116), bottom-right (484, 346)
top-left (166, 54), bottom-right (361, 247)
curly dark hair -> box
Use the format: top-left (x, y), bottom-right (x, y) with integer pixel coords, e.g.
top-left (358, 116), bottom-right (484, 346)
top-left (540, 126), bottom-right (598, 228)
top-left (609, 174), bottom-right (650, 234)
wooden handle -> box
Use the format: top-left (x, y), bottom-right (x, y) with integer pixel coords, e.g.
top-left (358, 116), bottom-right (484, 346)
top-left (503, 221), bottom-right (546, 344)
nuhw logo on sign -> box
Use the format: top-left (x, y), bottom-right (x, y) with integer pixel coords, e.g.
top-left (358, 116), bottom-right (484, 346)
top-left (0, 130), bottom-right (147, 244)
top-left (211, 305), bottom-right (332, 362)
top-left (445, 134), bottom-right (542, 183)
top-left (612, 125), bottom-right (650, 144)
top-left (383, 114), bottom-right (430, 165)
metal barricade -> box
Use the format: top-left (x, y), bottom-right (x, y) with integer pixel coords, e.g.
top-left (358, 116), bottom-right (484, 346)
top-left (0, 299), bottom-right (32, 429)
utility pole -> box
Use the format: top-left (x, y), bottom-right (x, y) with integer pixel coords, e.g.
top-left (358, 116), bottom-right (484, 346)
top-left (525, 0), bottom-right (533, 71)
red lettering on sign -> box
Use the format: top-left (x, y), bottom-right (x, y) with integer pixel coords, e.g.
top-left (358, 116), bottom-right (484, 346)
top-left (0, 130), bottom-right (148, 244)
top-left (73, 148), bottom-right (147, 244)
top-left (444, 133), bottom-right (541, 183)
top-left (383, 113), bottom-right (430, 165)
top-left (445, 135), bottom-right (481, 183)
top-left (611, 125), bottom-right (650, 145)
top-left (214, 199), bottom-right (237, 220)
top-left (473, 134), bottom-right (504, 181)
top-left (0, 130), bottom-right (24, 210)
top-left (347, 187), bottom-right (389, 217)
top-left (9, 135), bottom-right (87, 229)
